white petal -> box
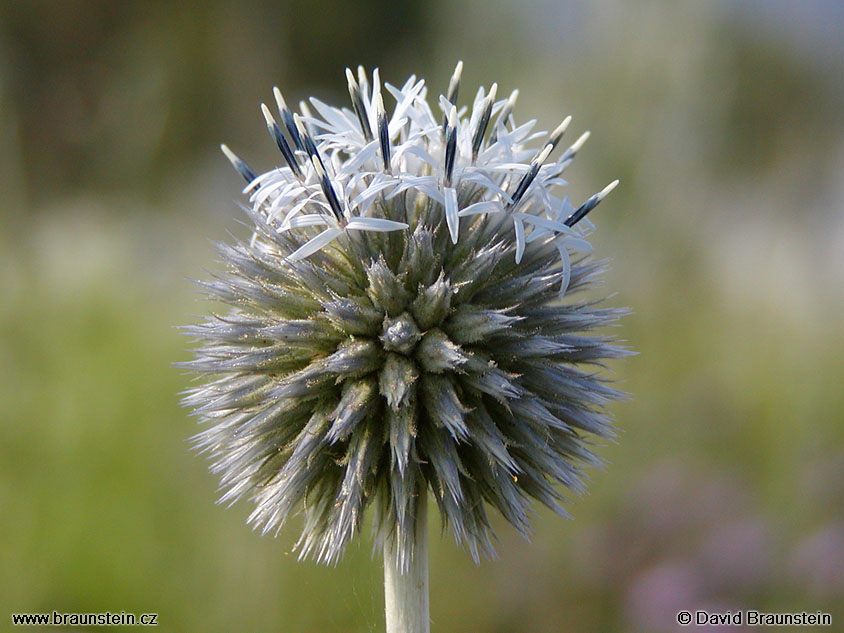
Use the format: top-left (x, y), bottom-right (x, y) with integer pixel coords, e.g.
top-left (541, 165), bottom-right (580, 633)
top-left (388, 78), bottom-right (425, 134)
top-left (387, 81), bottom-right (436, 132)
top-left (287, 228), bottom-right (343, 261)
top-left (444, 186), bottom-right (460, 244)
top-left (554, 237), bottom-right (572, 296)
top-left (309, 97), bottom-right (359, 137)
top-left (415, 182), bottom-right (445, 204)
top-left (524, 131), bottom-right (548, 144)
top-left (492, 119), bottom-right (537, 146)
top-left (399, 144), bottom-right (440, 170)
top-left (578, 217), bottom-right (596, 232)
top-left (341, 140), bottom-right (379, 174)
top-left (345, 217), bottom-right (408, 232)
top-left (368, 68), bottom-right (381, 132)
top-left (544, 177), bottom-right (569, 188)
top-left (274, 191), bottom-right (319, 219)
top-left (525, 229), bottom-right (549, 244)
top-left (438, 95), bottom-right (468, 122)
top-left (517, 213), bottom-right (578, 237)
top-left (417, 183), bottom-right (445, 203)
top-left (278, 214), bottom-right (330, 231)
top-left (458, 201), bottom-right (502, 217)
top-left (551, 194), bottom-right (575, 222)
top-left (558, 236), bottom-right (593, 253)
top-left (245, 169), bottom-right (283, 196)
top-left (349, 178), bottom-right (399, 213)
top-left (254, 180), bottom-right (303, 210)
top-left (514, 215), bottom-right (526, 264)
top-left (386, 176), bottom-right (443, 204)
top-left (485, 162), bottom-right (531, 173)
top-left (460, 170), bottom-right (510, 198)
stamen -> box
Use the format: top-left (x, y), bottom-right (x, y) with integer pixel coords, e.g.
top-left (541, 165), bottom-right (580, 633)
top-left (507, 143), bottom-right (553, 209)
top-left (471, 83), bottom-right (497, 163)
top-left (346, 68), bottom-right (373, 142)
top-left (375, 89), bottom-right (391, 172)
top-left (546, 115), bottom-right (572, 151)
top-left (220, 144), bottom-right (256, 183)
top-left (293, 113), bottom-right (323, 168)
top-left (443, 105), bottom-right (458, 187)
top-left (298, 101), bottom-right (316, 136)
top-left (294, 112), bottom-right (338, 219)
top-left (565, 180), bottom-right (618, 227)
top-left (311, 155), bottom-right (346, 223)
top-left (559, 131), bottom-right (590, 164)
top-left (442, 60), bottom-right (463, 133)
top-left (273, 87), bottom-right (303, 151)
top-left (490, 89), bottom-right (518, 143)
top-left (356, 65), bottom-right (370, 102)
top-left (261, 103), bottom-right (303, 180)
top-left (446, 61), bottom-right (463, 103)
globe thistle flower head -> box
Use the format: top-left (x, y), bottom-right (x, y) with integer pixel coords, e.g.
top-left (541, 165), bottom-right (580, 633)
top-left (182, 63), bottom-right (629, 571)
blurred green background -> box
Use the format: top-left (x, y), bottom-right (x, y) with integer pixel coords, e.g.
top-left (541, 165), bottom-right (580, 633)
top-left (2, 1), bottom-right (843, 631)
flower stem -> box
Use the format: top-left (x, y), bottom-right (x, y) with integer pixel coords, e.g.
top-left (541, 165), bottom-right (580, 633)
top-left (384, 493), bottom-right (429, 633)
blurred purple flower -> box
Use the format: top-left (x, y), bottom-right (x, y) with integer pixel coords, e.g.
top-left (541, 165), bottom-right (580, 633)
top-left (789, 522), bottom-right (844, 598)
top-left (625, 561), bottom-right (702, 633)
top-left (697, 519), bottom-right (775, 592)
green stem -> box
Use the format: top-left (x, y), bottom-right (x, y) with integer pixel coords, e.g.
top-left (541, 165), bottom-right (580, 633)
top-left (384, 493), bottom-right (429, 633)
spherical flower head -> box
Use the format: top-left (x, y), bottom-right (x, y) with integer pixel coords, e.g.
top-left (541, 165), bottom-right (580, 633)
top-left (182, 63), bottom-right (629, 571)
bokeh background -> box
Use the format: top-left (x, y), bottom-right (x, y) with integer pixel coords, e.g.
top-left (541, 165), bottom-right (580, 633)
top-left (2, 1), bottom-right (843, 631)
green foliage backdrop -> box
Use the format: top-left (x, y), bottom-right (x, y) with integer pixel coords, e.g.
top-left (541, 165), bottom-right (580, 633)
top-left (2, 1), bottom-right (842, 631)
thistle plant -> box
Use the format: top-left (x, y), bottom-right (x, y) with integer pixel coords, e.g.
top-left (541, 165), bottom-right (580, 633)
top-left (182, 62), bottom-right (628, 633)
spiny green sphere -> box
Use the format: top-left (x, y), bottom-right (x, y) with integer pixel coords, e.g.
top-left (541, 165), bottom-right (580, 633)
top-left (183, 64), bottom-right (628, 571)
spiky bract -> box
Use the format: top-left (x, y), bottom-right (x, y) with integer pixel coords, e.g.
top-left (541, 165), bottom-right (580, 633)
top-left (182, 64), bottom-right (628, 571)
